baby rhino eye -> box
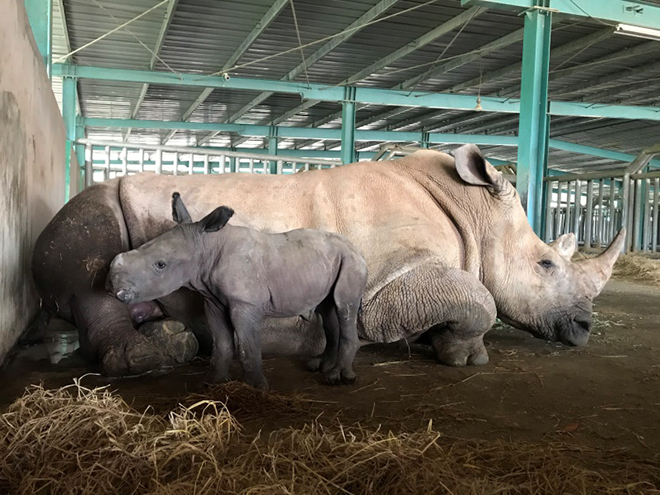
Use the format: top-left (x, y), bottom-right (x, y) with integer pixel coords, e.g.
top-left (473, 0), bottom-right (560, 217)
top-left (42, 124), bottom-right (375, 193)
top-left (539, 259), bottom-right (554, 270)
top-left (155, 260), bottom-right (167, 270)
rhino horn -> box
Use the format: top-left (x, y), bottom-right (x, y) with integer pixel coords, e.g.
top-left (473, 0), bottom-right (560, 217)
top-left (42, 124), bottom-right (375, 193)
top-left (577, 228), bottom-right (626, 297)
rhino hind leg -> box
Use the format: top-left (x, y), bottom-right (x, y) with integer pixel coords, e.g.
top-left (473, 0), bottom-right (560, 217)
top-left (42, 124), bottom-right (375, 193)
top-left (360, 265), bottom-right (496, 367)
top-left (71, 291), bottom-right (167, 377)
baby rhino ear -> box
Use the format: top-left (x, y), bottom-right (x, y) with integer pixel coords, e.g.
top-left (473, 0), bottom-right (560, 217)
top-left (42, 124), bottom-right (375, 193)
top-left (172, 192), bottom-right (193, 224)
top-left (199, 206), bottom-right (234, 233)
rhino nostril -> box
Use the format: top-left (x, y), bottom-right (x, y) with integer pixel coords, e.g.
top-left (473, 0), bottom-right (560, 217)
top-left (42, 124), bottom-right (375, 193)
top-left (573, 315), bottom-right (592, 333)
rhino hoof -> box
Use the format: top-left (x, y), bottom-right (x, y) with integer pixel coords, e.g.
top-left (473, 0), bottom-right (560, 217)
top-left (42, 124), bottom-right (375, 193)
top-left (102, 338), bottom-right (165, 377)
top-left (139, 318), bottom-right (199, 365)
top-left (322, 369), bottom-right (342, 386)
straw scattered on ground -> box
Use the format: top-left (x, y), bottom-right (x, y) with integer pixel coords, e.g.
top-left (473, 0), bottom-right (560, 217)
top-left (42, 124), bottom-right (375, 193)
top-left (574, 251), bottom-right (660, 286)
top-left (1, 380), bottom-right (659, 495)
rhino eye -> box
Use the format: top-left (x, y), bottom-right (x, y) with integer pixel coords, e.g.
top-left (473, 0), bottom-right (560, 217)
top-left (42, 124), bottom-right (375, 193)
top-left (155, 260), bottom-right (167, 270)
top-left (539, 259), bottom-right (555, 270)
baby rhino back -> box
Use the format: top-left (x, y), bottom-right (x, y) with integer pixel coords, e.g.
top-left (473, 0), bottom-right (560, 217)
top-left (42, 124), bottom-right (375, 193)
top-left (262, 230), bottom-right (367, 317)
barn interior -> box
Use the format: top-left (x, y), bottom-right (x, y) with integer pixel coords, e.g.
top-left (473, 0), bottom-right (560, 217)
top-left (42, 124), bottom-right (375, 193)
top-left (1, 0), bottom-right (660, 492)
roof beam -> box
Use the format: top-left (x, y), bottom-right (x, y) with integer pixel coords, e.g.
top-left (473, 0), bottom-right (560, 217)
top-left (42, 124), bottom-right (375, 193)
top-left (125, 0), bottom-right (179, 141)
top-left (84, 117), bottom-right (517, 145)
top-left (198, 0), bottom-right (399, 147)
top-left (162, 0), bottom-right (289, 144)
top-left (241, 6), bottom-right (487, 132)
top-left (292, 24), bottom-right (529, 148)
top-left (462, 0), bottom-right (660, 31)
top-left (54, 63), bottom-right (660, 121)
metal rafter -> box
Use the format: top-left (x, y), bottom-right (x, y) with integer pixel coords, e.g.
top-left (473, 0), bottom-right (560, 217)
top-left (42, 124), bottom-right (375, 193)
top-left (124, 0), bottom-right (179, 141)
top-left (224, 6), bottom-right (487, 148)
top-left (196, 0), bottom-right (400, 147)
top-left (391, 32), bottom-right (654, 137)
top-left (162, 0), bottom-right (289, 144)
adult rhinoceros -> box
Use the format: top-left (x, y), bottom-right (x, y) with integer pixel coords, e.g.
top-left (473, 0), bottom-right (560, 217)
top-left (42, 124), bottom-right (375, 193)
top-left (31, 144), bottom-right (624, 377)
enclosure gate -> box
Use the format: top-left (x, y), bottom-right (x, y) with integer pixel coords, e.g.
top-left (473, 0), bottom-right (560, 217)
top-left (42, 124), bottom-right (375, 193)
top-left (544, 171), bottom-right (660, 253)
top-left (77, 140), bottom-right (340, 187)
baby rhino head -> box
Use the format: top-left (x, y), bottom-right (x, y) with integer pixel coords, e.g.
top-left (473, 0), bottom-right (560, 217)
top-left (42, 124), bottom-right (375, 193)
top-left (106, 192), bottom-right (234, 304)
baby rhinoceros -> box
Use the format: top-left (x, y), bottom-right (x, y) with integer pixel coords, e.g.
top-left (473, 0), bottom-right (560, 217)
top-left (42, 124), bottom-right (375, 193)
top-left (106, 192), bottom-right (368, 390)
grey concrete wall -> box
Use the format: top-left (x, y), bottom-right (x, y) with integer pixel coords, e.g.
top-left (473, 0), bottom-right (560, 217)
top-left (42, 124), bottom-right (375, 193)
top-left (0, 0), bottom-right (76, 364)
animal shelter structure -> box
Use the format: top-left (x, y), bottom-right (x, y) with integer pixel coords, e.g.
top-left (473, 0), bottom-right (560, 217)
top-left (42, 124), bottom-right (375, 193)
top-left (2, 1), bottom-right (660, 492)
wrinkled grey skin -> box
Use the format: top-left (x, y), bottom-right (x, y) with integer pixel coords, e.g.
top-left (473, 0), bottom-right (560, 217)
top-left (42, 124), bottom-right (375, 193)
top-left (106, 193), bottom-right (368, 389)
top-left (31, 144), bottom-right (624, 377)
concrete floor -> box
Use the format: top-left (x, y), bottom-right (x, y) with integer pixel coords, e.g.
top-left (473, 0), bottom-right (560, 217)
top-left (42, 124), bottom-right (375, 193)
top-left (1, 278), bottom-right (659, 452)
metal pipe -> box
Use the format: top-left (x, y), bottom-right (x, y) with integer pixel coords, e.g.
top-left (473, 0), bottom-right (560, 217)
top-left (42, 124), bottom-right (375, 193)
top-left (544, 181), bottom-right (554, 242)
top-left (554, 184), bottom-right (561, 240)
top-left (85, 143), bottom-right (92, 187)
top-left (104, 145), bottom-right (110, 181)
top-left (596, 179), bottom-right (604, 247)
top-left (156, 149), bottom-right (162, 175)
top-left (653, 178), bottom-right (659, 252)
top-left (643, 179), bottom-right (651, 251)
top-left (188, 154), bottom-right (194, 174)
top-left (121, 147), bottom-right (128, 176)
top-left (76, 139), bottom-right (339, 167)
top-left (585, 180), bottom-right (594, 248)
top-left (632, 179), bottom-right (642, 252)
top-left (609, 179), bottom-right (617, 244)
top-left (573, 180), bottom-right (582, 236)
top-left (138, 148), bottom-right (144, 173)
top-left (203, 155), bottom-right (209, 174)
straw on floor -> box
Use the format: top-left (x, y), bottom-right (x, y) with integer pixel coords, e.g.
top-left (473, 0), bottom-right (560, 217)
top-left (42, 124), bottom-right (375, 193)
top-left (1, 380), bottom-right (659, 495)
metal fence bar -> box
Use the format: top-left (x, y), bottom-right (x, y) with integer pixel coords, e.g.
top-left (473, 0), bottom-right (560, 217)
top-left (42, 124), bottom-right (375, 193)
top-left (596, 179), bottom-right (604, 247)
top-left (642, 179), bottom-right (651, 251)
top-left (573, 180), bottom-right (582, 238)
top-left (585, 180), bottom-right (593, 248)
top-left (544, 181), bottom-right (554, 242)
top-left (633, 179), bottom-right (642, 251)
top-left (651, 179), bottom-right (660, 252)
top-left (608, 179), bottom-right (617, 245)
top-left (85, 143), bottom-right (92, 187)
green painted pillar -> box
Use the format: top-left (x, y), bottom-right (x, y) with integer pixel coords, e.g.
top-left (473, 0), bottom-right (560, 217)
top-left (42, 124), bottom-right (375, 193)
top-left (268, 127), bottom-right (279, 174)
top-left (516, 8), bottom-right (552, 236)
top-left (340, 87), bottom-right (357, 165)
top-left (62, 76), bottom-right (77, 201)
top-left (420, 131), bottom-right (430, 149)
top-left (24, 0), bottom-right (52, 78)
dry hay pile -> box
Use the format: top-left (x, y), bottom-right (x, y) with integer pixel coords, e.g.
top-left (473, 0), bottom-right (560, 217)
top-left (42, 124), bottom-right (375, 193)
top-left (574, 251), bottom-right (660, 286)
top-left (1, 381), bottom-right (659, 495)
top-left (613, 254), bottom-right (660, 286)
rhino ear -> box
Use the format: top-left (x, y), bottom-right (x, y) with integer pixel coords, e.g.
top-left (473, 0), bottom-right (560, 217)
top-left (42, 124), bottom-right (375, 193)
top-left (172, 192), bottom-right (193, 224)
top-left (199, 206), bottom-right (234, 233)
top-left (549, 233), bottom-right (576, 260)
top-left (451, 144), bottom-right (506, 196)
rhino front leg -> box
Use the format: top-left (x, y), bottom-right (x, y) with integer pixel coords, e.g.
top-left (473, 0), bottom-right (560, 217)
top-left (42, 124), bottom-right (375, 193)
top-left (71, 291), bottom-right (166, 377)
top-left (360, 265), bottom-right (496, 367)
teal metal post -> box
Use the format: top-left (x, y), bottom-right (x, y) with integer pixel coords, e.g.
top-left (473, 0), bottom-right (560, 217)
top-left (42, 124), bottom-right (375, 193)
top-left (340, 87), bottom-right (357, 165)
top-left (516, 7), bottom-right (552, 235)
top-left (268, 127), bottom-right (279, 174)
top-left (62, 77), bottom-right (77, 201)
top-left (420, 131), bottom-right (430, 149)
top-left (24, 0), bottom-right (52, 78)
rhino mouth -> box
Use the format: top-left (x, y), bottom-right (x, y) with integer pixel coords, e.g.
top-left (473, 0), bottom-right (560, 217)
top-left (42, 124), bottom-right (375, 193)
top-left (498, 313), bottom-right (591, 347)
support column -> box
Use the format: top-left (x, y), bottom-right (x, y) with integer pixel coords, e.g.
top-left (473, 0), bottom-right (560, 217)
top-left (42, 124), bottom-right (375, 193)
top-left (420, 131), bottom-right (430, 149)
top-left (268, 126), bottom-right (279, 174)
top-left (340, 87), bottom-right (357, 165)
top-left (516, 7), bottom-right (552, 236)
top-left (24, 0), bottom-right (52, 78)
top-left (62, 76), bottom-right (77, 201)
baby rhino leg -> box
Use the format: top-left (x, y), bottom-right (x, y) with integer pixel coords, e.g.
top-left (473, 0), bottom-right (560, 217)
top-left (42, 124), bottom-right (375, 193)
top-left (322, 257), bottom-right (367, 385)
top-left (306, 298), bottom-right (340, 375)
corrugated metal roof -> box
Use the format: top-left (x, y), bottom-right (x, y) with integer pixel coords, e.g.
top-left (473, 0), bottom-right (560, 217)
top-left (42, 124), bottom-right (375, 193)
top-left (50, 0), bottom-right (660, 173)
